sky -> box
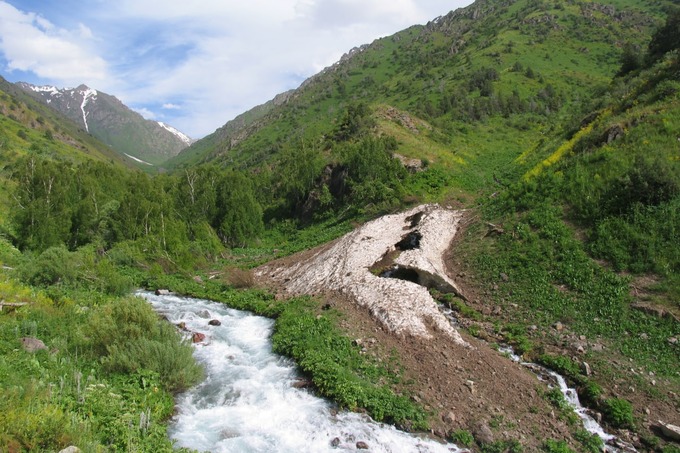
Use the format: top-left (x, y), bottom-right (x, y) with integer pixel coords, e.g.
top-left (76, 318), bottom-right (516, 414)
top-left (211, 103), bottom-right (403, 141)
top-left (0, 1), bottom-right (474, 138)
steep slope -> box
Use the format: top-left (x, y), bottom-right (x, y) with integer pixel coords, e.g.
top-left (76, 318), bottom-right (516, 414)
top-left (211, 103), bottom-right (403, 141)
top-left (17, 83), bottom-right (191, 166)
top-left (0, 75), bottom-right (134, 237)
top-left (175, 0), bottom-right (664, 188)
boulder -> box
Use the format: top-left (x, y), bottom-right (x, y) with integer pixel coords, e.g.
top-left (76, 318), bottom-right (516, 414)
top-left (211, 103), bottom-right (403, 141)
top-left (192, 332), bottom-right (206, 343)
top-left (657, 420), bottom-right (680, 441)
top-left (473, 422), bottom-right (494, 444)
top-left (21, 337), bottom-right (47, 353)
top-left (356, 441), bottom-right (369, 449)
top-left (155, 289), bottom-right (171, 296)
top-left (330, 437), bottom-right (341, 447)
top-left (59, 447), bottom-right (82, 453)
top-left (442, 411), bottom-right (457, 425)
top-left (208, 319), bottom-right (222, 326)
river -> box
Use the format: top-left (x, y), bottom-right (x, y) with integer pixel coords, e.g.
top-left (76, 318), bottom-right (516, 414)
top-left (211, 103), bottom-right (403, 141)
top-left (140, 291), bottom-right (462, 452)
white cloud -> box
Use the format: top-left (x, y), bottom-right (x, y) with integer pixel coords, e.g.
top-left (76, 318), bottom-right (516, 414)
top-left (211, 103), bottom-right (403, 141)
top-left (0, 1), bottom-right (108, 85)
top-left (162, 103), bottom-right (181, 110)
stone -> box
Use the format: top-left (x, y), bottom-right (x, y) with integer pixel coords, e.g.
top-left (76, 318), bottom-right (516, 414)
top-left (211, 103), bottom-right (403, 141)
top-left (59, 447), bottom-right (82, 453)
top-left (553, 322), bottom-right (564, 331)
top-left (292, 378), bottom-right (312, 389)
top-left (193, 275), bottom-right (203, 284)
top-left (442, 411), bottom-right (456, 425)
top-left (500, 272), bottom-right (509, 282)
top-left (197, 310), bottom-right (211, 319)
top-left (330, 437), bottom-right (340, 447)
top-left (668, 337), bottom-right (678, 345)
top-left (473, 422), bottom-right (494, 444)
top-left (581, 362), bottom-right (592, 376)
top-left (155, 289), bottom-right (171, 296)
top-left (177, 322), bottom-right (188, 331)
top-left (208, 319), bottom-right (222, 326)
top-left (657, 421), bottom-right (680, 441)
top-left (356, 441), bottom-right (369, 449)
top-left (21, 337), bottom-right (47, 353)
top-left (192, 332), bottom-right (206, 343)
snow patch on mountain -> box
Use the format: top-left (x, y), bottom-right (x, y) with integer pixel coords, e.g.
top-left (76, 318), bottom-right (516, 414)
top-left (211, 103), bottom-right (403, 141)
top-left (28, 85), bottom-right (60, 96)
top-left (158, 122), bottom-right (192, 146)
top-left (79, 87), bottom-right (97, 133)
top-left (124, 153), bottom-right (153, 166)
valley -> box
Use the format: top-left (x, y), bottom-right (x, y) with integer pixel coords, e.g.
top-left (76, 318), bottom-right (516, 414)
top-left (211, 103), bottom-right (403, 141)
top-left (0, 0), bottom-right (678, 451)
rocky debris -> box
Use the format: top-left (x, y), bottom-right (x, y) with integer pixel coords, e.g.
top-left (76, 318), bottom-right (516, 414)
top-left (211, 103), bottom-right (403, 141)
top-left (177, 321), bottom-right (188, 331)
top-left (208, 319), bottom-right (222, 326)
top-left (356, 441), bottom-right (369, 449)
top-left (257, 205), bottom-right (467, 343)
top-left (21, 337), bottom-right (47, 352)
top-left (394, 154), bottom-right (424, 173)
top-left (330, 437), bottom-right (340, 447)
top-left (192, 332), bottom-right (206, 343)
top-left (657, 420), bottom-right (680, 442)
top-left (155, 289), bottom-right (171, 296)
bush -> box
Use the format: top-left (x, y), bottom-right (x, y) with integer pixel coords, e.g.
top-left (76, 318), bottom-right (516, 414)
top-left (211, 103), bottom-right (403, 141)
top-left (87, 296), bottom-right (203, 391)
top-left (602, 398), bottom-right (634, 429)
top-left (451, 429), bottom-right (474, 447)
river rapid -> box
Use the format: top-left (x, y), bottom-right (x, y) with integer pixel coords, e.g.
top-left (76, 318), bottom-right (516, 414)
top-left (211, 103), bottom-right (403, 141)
top-left (140, 291), bottom-right (462, 453)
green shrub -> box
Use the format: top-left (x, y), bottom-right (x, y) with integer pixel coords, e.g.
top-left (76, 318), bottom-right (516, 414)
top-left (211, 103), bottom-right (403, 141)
top-left (88, 296), bottom-right (203, 391)
top-left (574, 429), bottom-right (604, 453)
top-left (451, 429), bottom-right (474, 447)
top-left (602, 398), bottom-right (634, 429)
top-left (542, 439), bottom-right (576, 453)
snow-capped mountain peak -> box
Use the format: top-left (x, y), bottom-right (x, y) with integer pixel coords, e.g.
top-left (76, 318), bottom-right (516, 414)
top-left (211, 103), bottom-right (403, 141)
top-left (158, 122), bottom-right (193, 146)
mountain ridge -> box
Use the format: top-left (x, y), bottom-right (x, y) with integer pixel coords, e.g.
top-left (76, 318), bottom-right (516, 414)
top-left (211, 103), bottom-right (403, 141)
top-left (17, 82), bottom-right (191, 166)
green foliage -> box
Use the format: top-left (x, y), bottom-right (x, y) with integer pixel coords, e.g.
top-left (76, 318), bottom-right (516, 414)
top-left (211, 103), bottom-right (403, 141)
top-left (450, 429), bottom-right (474, 447)
top-left (481, 439), bottom-right (523, 453)
top-left (648, 8), bottom-right (680, 62)
top-left (574, 429), bottom-right (604, 453)
top-left (271, 297), bottom-right (427, 428)
top-left (87, 296), bottom-right (203, 391)
top-left (216, 171), bottom-right (264, 247)
top-left (542, 440), bottom-right (576, 453)
top-left (602, 398), bottom-right (634, 429)
top-left (0, 275), bottom-right (191, 451)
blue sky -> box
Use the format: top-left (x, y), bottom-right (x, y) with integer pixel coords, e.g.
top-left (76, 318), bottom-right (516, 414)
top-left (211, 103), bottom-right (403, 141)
top-left (0, 1), bottom-right (474, 138)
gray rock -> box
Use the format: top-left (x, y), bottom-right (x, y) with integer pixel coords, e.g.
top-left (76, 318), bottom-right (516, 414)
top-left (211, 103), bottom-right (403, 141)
top-left (356, 441), bottom-right (369, 449)
top-left (21, 337), bottom-right (47, 353)
top-left (208, 319), bottom-right (222, 326)
top-left (657, 420), bottom-right (680, 441)
top-left (473, 422), bottom-right (494, 444)
top-left (155, 289), bottom-right (171, 296)
top-left (581, 362), bottom-right (592, 376)
top-left (442, 411), bottom-right (456, 425)
top-left (59, 447), bottom-right (82, 453)
top-left (330, 437), bottom-right (340, 447)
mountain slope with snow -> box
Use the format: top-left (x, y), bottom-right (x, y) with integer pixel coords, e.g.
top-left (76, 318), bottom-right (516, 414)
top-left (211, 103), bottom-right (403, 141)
top-left (18, 83), bottom-right (191, 166)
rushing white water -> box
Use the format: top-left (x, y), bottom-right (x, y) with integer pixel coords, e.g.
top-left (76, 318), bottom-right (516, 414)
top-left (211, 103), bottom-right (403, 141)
top-left (497, 346), bottom-right (635, 452)
top-left (140, 292), bottom-right (462, 453)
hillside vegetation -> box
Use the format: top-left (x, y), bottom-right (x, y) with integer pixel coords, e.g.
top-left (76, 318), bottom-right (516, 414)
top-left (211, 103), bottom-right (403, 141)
top-left (0, 0), bottom-right (679, 451)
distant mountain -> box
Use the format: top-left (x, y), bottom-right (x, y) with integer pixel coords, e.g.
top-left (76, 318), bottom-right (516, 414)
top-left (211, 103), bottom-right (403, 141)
top-left (17, 83), bottom-right (191, 166)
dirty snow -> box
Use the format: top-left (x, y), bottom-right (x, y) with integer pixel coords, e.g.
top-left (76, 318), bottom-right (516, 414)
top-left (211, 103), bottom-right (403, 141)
top-left (258, 204), bottom-right (467, 344)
